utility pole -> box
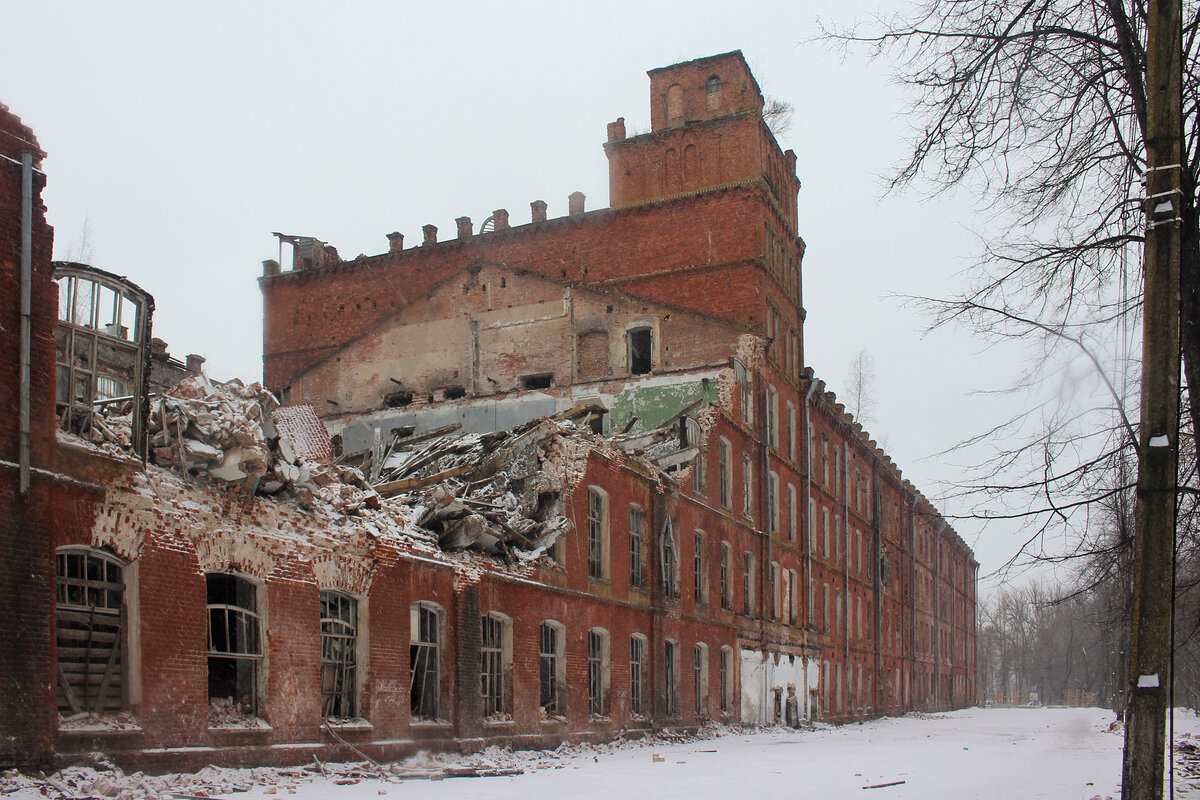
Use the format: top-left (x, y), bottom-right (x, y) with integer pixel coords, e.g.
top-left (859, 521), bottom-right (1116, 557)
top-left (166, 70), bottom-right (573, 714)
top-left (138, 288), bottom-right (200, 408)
top-left (1121, 0), bottom-right (1183, 796)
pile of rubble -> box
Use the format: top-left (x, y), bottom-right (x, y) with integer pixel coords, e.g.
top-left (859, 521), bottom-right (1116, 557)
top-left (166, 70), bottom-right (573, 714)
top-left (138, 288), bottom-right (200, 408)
top-left (373, 413), bottom-right (590, 559)
top-left (93, 375), bottom-right (382, 516)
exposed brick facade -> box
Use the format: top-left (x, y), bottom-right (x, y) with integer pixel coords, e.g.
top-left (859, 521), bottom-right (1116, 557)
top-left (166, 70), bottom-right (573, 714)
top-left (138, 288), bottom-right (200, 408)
top-left (0, 51), bottom-right (976, 774)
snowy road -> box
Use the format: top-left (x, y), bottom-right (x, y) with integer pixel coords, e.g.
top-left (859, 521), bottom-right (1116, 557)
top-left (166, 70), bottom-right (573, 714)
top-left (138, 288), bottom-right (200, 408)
top-left (242, 708), bottom-right (1133, 800)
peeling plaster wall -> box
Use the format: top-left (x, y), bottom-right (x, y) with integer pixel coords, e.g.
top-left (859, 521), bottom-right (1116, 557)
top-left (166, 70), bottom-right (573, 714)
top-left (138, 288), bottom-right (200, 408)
top-left (738, 648), bottom-right (816, 725)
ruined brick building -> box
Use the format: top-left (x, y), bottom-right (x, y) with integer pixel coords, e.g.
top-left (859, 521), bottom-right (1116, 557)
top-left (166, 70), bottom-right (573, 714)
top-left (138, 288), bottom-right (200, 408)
top-left (0, 52), bottom-right (977, 772)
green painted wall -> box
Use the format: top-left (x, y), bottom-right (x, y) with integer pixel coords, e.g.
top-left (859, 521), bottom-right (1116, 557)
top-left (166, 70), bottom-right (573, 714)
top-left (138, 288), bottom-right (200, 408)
top-left (606, 378), bottom-right (719, 433)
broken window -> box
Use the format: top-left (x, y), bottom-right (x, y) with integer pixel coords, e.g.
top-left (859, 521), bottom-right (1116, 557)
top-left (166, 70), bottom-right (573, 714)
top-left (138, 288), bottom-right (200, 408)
top-left (788, 484), bottom-right (797, 542)
top-left (767, 471), bottom-right (779, 534)
top-left (693, 531), bottom-right (705, 603)
top-left (705, 74), bottom-right (723, 110)
top-left (320, 591), bottom-right (358, 719)
top-left (687, 418), bottom-right (705, 494)
top-left (53, 266), bottom-right (150, 455)
top-left (207, 573), bottom-right (262, 716)
top-left (56, 548), bottom-right (125, 715)
top-left (480, 613), bottom-right (511, 719)
top-left (743, 552), bottom-right (755, 616)
top-left (629, 505), bottom-right (645, 589)
top-left (718, 438), bottom-right (731, 508)
top-left (410, 603), bottom-right (441, 720)
top-left (720, 647), bottom-right (732, 714)
top-left (628, 327), bottom-right (652, 375)
top-left (767, 385), bottom-right (778, 447)
top-left (587, 628), bottom-right (609, 717)
top-left (665, 639), bottom-right (680, 716)
top-left (742, 454), bottom-right (753, 518)
top-left (693, 643), bottom-right (708, 716)
top-left (720, 542), bottom-right (732, 610)
top-left (539, 621), bottom-right (564, 716)
top-left (733, 359), bottom-right (751, 424)
top-left (789, 569), bottom-right (799, 625)
top-left (521, 373), bottom-right (554, 390)
top-left (660, 516), bottom-right (679, 598)
top-left (586, 486), bottom-right (607, 580)
top-left (630, 634), bottom-right (647, 717)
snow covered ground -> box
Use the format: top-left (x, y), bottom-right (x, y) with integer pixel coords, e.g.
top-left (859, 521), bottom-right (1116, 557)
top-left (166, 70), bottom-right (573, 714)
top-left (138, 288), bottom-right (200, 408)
top-left (12, 707), bottom-right (1200, 799)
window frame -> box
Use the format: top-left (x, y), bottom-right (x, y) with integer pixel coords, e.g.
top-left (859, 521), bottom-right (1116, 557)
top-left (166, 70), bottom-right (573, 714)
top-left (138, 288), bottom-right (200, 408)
top-left (320, 590), bottom-right (359, 719)
top-left (410, 602), bottom-right (443, 721)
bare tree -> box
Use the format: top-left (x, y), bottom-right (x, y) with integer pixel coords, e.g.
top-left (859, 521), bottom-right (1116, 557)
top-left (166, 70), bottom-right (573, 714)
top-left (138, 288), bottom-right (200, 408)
top-left (762, 96), bottom-right (795, 138)
top-left (63, 215), bottom-right (94, 264)
top-left (819, 1), bottom-right (1200, 570)
top-left (844, 347), bottom-right (878, 424)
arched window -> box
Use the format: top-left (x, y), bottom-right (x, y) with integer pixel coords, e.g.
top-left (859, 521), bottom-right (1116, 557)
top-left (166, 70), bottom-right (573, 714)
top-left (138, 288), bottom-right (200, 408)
top-left (539, 620), bottom-right (566, 716)
top-left (693, 643), bottom-right (709, 716)
top-left (410, 602), bottom-right (443, 720)
top-left (705, 75), bottom-right (723, 110)
top-left (207, 572), bottom-right (262, 717)
top-left (587, 627), bottom-right (611, 717)
top-left (56, 548), bottom-right (125, 715)
top-left (630, 633), bottom-right (648, 717)
top-left (320, 590), bottom-right (359, 719)
top-left (666, 83), bottom-right (684, 120)
top-left (586, 486), bottom-right (609, 580)
top-left (628, 326), bottom-right (652, 375)
top-left (480, 612), bottom-right (512, 719)
top-left (720, 646), bottom-right (734, 713)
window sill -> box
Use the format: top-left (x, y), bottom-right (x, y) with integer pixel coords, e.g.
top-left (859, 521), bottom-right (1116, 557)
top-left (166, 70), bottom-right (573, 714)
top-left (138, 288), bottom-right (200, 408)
top-left (483, 718), bottom-right (516, 728)
top-left (410, 719), bottom-right (453, 728)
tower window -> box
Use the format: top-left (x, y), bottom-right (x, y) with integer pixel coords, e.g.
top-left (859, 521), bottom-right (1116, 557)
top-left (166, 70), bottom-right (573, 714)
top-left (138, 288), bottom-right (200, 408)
top-left (628, 327), bottom-right (652, 375)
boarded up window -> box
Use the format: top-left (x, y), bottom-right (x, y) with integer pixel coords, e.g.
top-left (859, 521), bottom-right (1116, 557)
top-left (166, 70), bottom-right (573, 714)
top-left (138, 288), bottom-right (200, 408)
top-left (56, 549), bottom-right (124, 715)
top-left (577, 330), bottom-right (610, 380)
top-left (320, 591), bottom-right (357, 718)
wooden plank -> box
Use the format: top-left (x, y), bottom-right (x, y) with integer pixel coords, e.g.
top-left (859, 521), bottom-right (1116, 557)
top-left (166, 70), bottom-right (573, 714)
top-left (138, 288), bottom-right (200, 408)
top-left (376, 463), bottom-right (476, 497)
top-left (57, 628), bottom-right (119, 644)
top-left (94, 633), bottom-right (122, 714)
top-left (57, 645), bottom-right (119, 660)
top-left (57, 662), bottom-right (82, 715)
top-left (57, 608), bottom-right (120, 625)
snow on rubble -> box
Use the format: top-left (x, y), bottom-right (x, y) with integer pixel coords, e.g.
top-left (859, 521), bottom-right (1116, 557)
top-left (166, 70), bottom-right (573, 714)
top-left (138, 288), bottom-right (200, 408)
top-left (74, 376), bottom-right (702, 591)
top-left (13, 708), bottom-right (1200, 800)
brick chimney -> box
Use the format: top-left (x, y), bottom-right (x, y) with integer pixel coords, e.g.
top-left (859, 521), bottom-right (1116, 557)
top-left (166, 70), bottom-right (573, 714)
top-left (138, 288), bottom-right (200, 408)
top-left (186, 354), bottom-right (206, 374)
top-left (493, 209), bottom-right (510, 231)
top-left (531, 200), bottom-right (548, 223)
top-left (607, 117), bottom-right (626, 142)
top-left (422, 224), bottom-right (438, 245)
top-left (456, 217), bottom-right (473, 241)
top-left (569, 191), bottom-right (586, 217)
top-left (387, 231), bottom-right (405, 252)
top-left (262, 259), bottom-right (281, 277)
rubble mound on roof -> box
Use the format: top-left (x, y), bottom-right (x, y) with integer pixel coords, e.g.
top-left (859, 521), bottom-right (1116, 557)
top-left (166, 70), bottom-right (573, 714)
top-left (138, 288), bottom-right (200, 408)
top-left (99, 375), bottom-right (381, 515)
top-left (376, 416), bottom-right (584, 559)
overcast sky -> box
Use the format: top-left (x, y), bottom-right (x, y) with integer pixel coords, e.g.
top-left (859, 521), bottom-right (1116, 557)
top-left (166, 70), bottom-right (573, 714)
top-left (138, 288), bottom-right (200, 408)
top-left (1, 0), bottom-right (1070, 583)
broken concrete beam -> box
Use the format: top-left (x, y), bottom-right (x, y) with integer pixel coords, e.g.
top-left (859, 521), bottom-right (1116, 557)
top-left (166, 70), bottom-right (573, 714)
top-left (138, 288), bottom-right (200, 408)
top-left (652, 445), bottom-right (700, 470)
top-left (376, 463), bottom-right (476, 498)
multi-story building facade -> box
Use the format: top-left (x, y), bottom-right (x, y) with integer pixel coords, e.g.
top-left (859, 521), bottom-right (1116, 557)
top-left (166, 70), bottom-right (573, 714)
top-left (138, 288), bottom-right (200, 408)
top-left (0, 53), bottom-right (976, 774)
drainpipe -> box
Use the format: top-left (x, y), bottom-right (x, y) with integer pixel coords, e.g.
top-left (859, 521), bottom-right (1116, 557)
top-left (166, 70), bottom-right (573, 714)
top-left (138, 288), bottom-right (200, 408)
top-left (19, 152), bottom-right (33, 494)
top-left (843, 441), bottom-right (850, 715)
top-left (758, 370), bottom-right (771, 723)
top-left (908, 496), bottom-right (917, 711)
top-left (872, 469), bottom-right (882, 716)
top-left (801, 375), bottom-right (818, 719)
top-left (802, 377), bottom-right (818, 629)
top-left (934, 519), bottom-right (945, 710)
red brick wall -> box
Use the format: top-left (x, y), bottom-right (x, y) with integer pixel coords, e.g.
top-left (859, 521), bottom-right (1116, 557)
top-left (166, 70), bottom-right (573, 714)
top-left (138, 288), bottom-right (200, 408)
top-left (0, 103), bottom-right (57, 770)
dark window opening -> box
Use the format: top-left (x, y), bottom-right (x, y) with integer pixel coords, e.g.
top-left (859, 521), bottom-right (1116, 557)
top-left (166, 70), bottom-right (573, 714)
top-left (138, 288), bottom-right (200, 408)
top-left (521, 373), bottom-right (554, 390)
top-left (480, 614), bottom-right (507, 718)
top-left (539, 622), bottom-right (563, 716)
top-left (320, 591), bottom-right (357, 719)
top-left (588, 630), bottom-right (607, 717)
top-left (384, 389), bottom-right (413, 407)
top-left (630, 636), bottom-right (646, 716)
top-left (443, 385), bottom-right (466, 400)
top-left (207, 573), bottom-right (261, 716)
top-left (410, 604), bottom-right (440, 720)
top-left (665, 641), bottom-right (680, 716)
top-left (628, 327), bottom-right (652, 375)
